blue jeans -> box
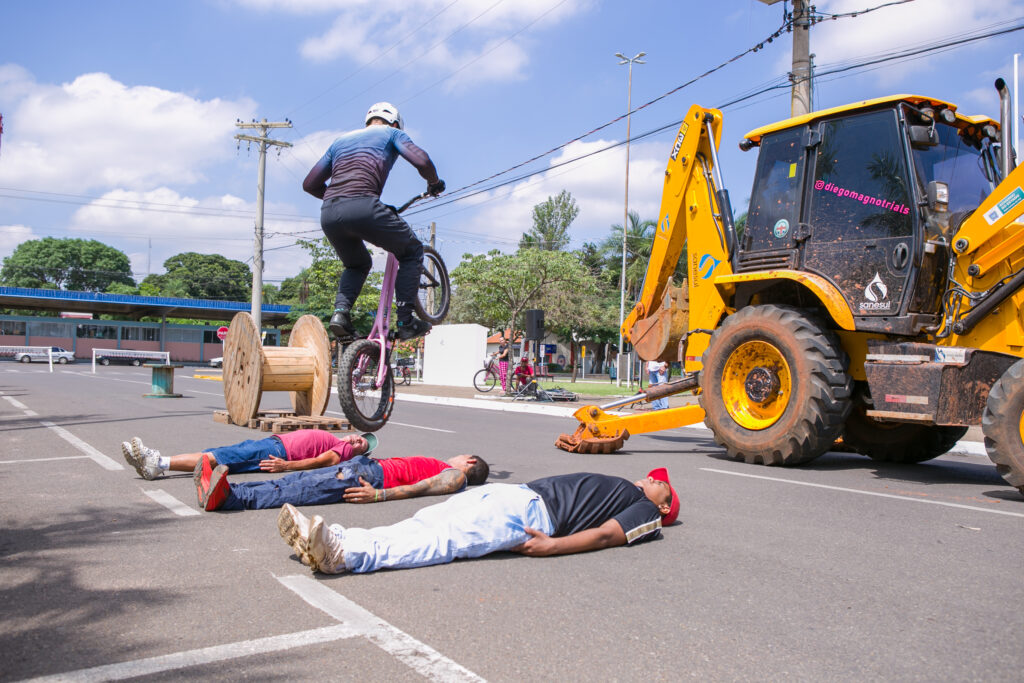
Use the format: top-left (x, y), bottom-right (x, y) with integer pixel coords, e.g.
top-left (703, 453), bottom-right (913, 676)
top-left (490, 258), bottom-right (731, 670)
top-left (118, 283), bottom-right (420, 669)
top-left (206, 437), bottom-right (287, 474)
top-left (220, 456), bottom-right (384, 511)
top-left (340, 483), bottom-right (554, 573)
top-left (649, 370), bottom-right (668, 410)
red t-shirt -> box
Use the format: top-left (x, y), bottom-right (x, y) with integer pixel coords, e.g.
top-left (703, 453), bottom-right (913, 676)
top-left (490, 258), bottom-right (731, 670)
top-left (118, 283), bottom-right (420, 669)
top-left (275, 429), bottom-right (355, 462)
top-left (380, 456), bottom-right (451, 488)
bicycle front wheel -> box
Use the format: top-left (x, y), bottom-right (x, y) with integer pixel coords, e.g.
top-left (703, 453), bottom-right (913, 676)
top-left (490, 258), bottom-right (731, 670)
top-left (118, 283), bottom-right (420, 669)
top-left (414, 245), bottom-right (450, 324)
top-left (473, 368), bottom-right (498, 392)
top-left (337, 339), bottom-right (395, 432)
top-left (398, 368), bottom-right (412, 386)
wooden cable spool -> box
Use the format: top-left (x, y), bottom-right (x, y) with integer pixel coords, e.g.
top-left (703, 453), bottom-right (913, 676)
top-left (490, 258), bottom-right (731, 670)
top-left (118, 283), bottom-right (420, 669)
top-left (222, 312), bottom-right (332, 425)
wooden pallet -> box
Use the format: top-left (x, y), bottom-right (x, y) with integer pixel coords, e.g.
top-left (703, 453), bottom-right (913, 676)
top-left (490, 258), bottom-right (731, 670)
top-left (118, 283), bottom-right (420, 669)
top-left (213, 409), bottom-right (353, 433)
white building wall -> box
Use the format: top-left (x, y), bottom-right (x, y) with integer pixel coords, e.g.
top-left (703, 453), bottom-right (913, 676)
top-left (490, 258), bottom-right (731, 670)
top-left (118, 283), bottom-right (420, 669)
top-left (423, 323), bottom-right (488, 387)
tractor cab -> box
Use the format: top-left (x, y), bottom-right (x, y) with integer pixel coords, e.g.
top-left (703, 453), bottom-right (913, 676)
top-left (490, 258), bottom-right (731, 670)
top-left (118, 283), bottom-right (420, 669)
top-left (739, 96), bottom-right (1000, 336)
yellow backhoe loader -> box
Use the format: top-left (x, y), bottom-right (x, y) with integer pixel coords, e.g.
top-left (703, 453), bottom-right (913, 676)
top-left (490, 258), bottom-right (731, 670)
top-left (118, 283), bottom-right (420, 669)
top-left (556, 80), bottom-right (1024, 495)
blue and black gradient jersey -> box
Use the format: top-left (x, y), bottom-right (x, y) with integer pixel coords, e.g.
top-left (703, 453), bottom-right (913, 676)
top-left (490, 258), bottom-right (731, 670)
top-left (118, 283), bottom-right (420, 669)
top-left (527, 473), bottom-right (662, 545)
top-left (310, 125), bottom-right (435, 201)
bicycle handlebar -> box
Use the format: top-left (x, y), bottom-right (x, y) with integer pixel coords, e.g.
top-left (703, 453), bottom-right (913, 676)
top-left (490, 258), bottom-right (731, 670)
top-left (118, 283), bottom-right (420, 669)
top-left (396, 191), bottom-right (431, 214)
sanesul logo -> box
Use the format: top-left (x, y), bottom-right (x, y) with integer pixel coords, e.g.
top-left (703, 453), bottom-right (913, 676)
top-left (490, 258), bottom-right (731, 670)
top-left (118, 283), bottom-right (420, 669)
top-left (860, 272), bottom-right (892, 311)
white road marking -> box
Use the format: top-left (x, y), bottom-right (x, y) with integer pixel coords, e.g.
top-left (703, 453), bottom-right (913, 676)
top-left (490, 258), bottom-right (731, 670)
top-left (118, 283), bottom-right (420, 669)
top-left (20, 624), bottom-right (358, 682)
top-left (323, 409), bottom-right (456, 433)
top-left (39, 421), bottom-right (123, 471)
top-left (278, 574), bottom-right (485, 682)
top-left (0, 455), bottom-right (91, 465)
top-left (3, 394), bottom-right (29, 409)
top-left (143, 489), bottom-right (201, 517)
top-left (701, 467), bottom-right (1024, 518)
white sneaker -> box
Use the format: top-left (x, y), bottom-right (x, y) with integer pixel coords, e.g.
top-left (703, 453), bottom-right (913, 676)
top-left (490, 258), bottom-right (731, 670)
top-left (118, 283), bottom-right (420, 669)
top-left (121, 441), bottom-right (144, 477)
top-left (140, 453), bottom-right (164, 480)
top-left (308, 516), bottom-right (346, 574)
top-left (278, 504), bottom-right (313, 566)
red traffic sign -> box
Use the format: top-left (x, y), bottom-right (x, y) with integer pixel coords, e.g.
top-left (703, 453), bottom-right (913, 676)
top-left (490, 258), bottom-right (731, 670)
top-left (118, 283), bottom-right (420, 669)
top-left (216, 326), bottom-right (229, 341)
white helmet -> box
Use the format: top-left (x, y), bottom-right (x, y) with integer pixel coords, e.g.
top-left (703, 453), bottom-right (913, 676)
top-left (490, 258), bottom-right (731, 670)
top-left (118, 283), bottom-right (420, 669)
top-left (365, 102), bottom-right (403, 130)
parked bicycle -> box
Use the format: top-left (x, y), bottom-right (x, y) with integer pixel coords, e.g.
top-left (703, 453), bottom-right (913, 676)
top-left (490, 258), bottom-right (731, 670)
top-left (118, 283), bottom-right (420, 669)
top-left (393, 359), bottom-right (414, 386)
top-left (336, 193), bottom-right (450, 431)
top-left (473, 354), bottom-right (503, 393)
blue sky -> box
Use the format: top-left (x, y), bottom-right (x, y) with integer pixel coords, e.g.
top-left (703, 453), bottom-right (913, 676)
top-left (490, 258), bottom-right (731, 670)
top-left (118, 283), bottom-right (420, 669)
top-left (1, 0), bottom-right (1022, 290)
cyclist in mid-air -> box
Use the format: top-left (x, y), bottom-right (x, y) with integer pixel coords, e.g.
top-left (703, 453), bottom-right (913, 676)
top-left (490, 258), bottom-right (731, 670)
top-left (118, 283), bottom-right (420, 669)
top-left (302, 102), bottom-right (445, 341)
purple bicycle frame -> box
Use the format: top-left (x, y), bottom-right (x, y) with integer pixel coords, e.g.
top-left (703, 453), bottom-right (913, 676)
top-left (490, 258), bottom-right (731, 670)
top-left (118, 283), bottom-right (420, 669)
top-left (363, 252), bottom-right (400, 387)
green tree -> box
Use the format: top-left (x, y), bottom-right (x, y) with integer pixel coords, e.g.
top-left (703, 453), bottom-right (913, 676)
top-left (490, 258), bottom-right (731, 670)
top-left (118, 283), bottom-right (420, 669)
top-left (144, 252), bottom-right (251, 301)
top-left (601, 210), bottom-right (658, 301)
top-left (450, 248), bottom-right (595, 335)
top-left (0, 237), bottom-right (134, 291)
top-left (518, 190), bottom-right (579, 251)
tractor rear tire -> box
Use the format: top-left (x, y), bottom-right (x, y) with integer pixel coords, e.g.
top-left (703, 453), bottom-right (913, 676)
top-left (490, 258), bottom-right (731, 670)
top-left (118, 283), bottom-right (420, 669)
top-left (699, 305), bottom-right (852, 466)
top-left (842, 388), bottom-right (968, 463)
top-left (982, 359), bottom-right (1024, 494)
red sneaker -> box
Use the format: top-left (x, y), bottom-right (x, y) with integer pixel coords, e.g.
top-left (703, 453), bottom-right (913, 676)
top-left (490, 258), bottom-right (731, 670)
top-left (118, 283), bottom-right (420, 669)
top-left (193, 453), bottom-right (213, 507)
top-left (204, 465), bottom-right (230, 511)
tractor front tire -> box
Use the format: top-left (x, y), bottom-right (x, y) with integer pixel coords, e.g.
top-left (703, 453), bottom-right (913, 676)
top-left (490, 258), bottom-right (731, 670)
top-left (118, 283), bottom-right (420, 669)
top-left (982, 358), bottom-right (1024, 494)
top-left (699, 305), bottom-right (852, 466)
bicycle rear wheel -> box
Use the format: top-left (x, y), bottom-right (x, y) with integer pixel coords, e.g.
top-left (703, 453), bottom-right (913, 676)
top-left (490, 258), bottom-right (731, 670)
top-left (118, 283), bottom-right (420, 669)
top-left (337, 339), bottom-right (394, 432)
top-left (414, 245), bottom-right (450, 324)
top-left (473, 368), bottom-right (498, 392)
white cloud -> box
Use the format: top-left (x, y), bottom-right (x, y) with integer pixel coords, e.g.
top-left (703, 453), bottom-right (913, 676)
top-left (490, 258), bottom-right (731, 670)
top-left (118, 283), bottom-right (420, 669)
top-left (66, 188), bottom-right (312, 283)
top-left (0, 67), bottom-right (258, 193)
top-left (0, 224), bottom-right (38, 264)
top-left (452, 137), bottom-right (667, 252)
top-left (797, 0), bottom-right (1024, 84)
top-left (234, 0), bottom-right (588, 88)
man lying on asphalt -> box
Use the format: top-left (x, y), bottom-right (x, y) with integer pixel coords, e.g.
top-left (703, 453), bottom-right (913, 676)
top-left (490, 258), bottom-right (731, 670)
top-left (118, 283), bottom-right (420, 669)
top-left (278, 467), bottom-right (680, 574)
top-left (121, 429), bottom-right (376, 480)
top-left (193, 451), bottom-right (489, 512)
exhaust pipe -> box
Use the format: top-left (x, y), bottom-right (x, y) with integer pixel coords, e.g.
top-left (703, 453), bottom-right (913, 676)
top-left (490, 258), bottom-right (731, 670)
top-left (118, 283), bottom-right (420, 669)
top-left (996, 78), bottom-right (1016, 179)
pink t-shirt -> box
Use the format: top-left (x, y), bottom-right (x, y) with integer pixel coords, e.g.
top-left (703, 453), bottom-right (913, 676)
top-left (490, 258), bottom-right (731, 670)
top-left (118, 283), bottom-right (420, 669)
top-left (275, 429), bottom-right (355, 462)
top-left (380, 456), bottom-right (452, 488)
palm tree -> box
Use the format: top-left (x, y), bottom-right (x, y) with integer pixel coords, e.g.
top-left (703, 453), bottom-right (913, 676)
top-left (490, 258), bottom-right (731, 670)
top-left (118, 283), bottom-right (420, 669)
top-left (601, 211), bottom-right (656, 302)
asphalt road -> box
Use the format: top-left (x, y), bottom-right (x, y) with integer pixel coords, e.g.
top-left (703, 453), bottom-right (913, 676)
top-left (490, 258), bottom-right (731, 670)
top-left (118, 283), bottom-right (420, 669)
top-left (1, 364), bottom-right (1022, 682)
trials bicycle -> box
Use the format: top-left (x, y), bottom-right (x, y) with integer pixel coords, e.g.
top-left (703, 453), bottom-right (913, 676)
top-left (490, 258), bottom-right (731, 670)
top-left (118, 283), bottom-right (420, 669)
top-left (335, 192), bottom-right (450, 431)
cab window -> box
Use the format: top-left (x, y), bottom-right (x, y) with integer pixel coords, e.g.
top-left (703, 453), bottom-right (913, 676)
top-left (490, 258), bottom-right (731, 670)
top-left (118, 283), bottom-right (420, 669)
top-left (808, 109), bottom-right (913, 242)
top-left (744, 127), bottom-right (804, 250)
top-left (911, 122), bottom-right (993, 215)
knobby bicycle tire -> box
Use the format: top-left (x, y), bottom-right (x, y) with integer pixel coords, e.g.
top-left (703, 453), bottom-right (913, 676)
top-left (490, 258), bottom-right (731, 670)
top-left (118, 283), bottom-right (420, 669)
top-left (337, 339), bottom-right (395, 432)
top-left (414, 245), bottom-right (451, 324)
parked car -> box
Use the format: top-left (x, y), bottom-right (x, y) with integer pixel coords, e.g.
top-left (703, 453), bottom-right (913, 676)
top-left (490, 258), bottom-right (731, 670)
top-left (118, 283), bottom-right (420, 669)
top-left (210, 357), bottom-right (223, 368)
top-left (17, 347), bottom-right (75, 364)
top-left (97, 356), bottom-right (144, 366)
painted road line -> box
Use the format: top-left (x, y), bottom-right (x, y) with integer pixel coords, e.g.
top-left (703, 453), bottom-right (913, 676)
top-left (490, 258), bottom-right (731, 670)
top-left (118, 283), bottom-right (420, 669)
top-left (20, 624), bottom-right (358, 682)
top-left (2, 394), bottom-right (29, 409)
top-left (38, 421), bottom-right (123, 471)
top-left (278, 574), bottom-right (485, 682)
top-left (143, 489), bottom-right (201, 517)
top-left (701, 467), bottom-right (1024, 519)
top-left (0, 455), bottom-right (91, 465)
top-left (323, 410), bottom-right (456, 433)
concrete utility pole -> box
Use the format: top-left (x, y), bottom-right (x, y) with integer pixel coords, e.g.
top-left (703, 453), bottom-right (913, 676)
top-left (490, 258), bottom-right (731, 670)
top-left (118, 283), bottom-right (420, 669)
top-left (235, 118), bottom-right (292, 332)
top-left (615, 51), bottom-right (645, 389)
top-left (757, 0), bottom-right (814, 117)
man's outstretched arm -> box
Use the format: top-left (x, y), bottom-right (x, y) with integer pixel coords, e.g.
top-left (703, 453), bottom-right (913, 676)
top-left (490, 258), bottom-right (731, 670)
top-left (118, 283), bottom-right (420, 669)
top-left (512, 518), bottom-right (627, 557)
top-left (342, 469), bottom-right (467, 504)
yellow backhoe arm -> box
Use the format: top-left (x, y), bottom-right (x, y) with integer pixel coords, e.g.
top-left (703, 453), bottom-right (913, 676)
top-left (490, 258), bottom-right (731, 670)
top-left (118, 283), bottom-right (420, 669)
top-left (624, 105), bottom-right (732, 365)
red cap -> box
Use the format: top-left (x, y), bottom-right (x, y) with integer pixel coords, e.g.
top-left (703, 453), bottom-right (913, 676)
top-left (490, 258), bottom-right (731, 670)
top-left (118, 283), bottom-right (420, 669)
top-left (647, 467), bottom-right (680, 525)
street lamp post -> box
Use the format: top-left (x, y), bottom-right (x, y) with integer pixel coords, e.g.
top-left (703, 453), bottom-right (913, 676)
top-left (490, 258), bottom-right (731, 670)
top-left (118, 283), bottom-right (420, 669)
top-left (615, 51), bottom-right (645, 388)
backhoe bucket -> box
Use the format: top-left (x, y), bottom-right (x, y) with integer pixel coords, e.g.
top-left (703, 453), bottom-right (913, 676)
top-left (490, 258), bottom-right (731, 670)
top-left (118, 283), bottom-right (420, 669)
top-left (555, 423), bottom-right (630, 453)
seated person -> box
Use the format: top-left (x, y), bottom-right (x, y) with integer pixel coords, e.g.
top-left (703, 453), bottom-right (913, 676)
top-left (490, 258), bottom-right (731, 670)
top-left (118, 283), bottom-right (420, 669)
top-left (513, 357), bottom-right (535, 389)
